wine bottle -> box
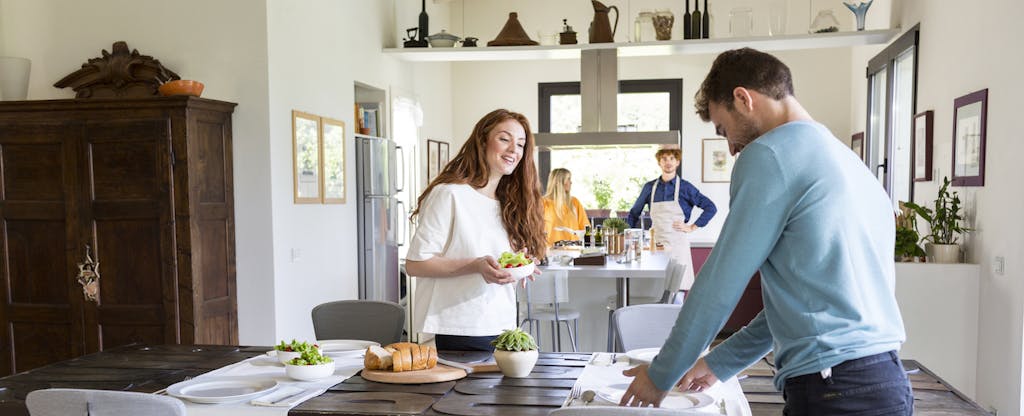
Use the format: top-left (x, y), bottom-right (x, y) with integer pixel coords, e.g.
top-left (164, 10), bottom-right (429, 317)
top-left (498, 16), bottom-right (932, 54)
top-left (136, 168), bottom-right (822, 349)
top-left (595, 226), bottom-right (604, 247)
top-left (584, 225), bottom-right (592, 247)
top-left (702, 0), bottom-right (710, 38)
top-left (683, 0), bottom-right (692, 40)
top-left (691, 1), bottom-right (702, 41)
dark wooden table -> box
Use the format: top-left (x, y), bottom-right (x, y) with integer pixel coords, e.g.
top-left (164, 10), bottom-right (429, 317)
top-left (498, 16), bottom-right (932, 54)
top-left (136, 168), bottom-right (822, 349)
top-left (0, 344), bottom-right (992, 415)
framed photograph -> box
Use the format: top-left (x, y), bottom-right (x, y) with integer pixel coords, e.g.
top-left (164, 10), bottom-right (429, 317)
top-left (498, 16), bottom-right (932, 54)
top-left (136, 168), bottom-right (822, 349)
top-left (850, 132), bottom-right (865, 161)
top-left (701, 138), bottom-right (735, 183)
top-left (321, 117), bottom-right (346, 204)
top-left (439, 142), bottom-right (450, 168)
top-left (952, 88), bottom-right (988, 186)
top-left (913, 110), bottom-right (933, 182)
top-left (426, 139), bottom-right (441, 182)
top-left (292, 110), bottom-right (321, 203)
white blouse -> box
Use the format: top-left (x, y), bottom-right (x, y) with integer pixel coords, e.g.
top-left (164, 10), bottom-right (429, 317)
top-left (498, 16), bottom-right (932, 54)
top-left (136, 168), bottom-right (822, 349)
top-left (406, 183), bottom-right (517, 338)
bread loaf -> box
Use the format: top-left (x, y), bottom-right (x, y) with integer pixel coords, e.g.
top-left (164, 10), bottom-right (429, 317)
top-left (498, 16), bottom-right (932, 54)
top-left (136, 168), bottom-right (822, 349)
top-left (363, 342), bottom-right (438, 372)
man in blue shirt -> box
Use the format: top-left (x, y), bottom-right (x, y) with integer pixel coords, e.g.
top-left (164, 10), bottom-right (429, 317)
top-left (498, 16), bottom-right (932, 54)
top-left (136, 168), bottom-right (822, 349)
top-left (628, 148), bottom-right (717, 291)
top-left (619, 48), bottom-right (912, 415)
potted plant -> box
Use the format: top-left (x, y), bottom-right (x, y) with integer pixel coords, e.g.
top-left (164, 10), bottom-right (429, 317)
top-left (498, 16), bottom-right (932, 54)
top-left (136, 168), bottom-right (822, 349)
top-left (491, 328), bottom-right (538, 377)
top-left (894, 202), bottom-right (925, 262)
top-left (903, 177), bottom-right (971, 263)
top-left (587, 179), bottom-right (613, 219)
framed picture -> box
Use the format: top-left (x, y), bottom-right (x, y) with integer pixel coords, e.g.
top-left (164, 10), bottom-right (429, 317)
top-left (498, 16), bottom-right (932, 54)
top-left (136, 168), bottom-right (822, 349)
top-left (913, 110), bottom-right (933, 182)
top-left (439, 142), bottom-right (450, 168)
top-left (952, 88), bottom-right (988, 186)
top-left (850, 132), bottom-right (865, 161)
top-left (426, 139), bottom-right (441, 182)
top-left (701, 138), bottom-right (735, 183)
top-left (321, 117), bottom-right (346, 204)
top-left (292, 110), bottom-right (321, 203)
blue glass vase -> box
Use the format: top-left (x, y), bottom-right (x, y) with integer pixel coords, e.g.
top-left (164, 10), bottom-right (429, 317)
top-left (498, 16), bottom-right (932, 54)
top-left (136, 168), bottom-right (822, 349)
top-left (843, 0), bottom-right (873, 31)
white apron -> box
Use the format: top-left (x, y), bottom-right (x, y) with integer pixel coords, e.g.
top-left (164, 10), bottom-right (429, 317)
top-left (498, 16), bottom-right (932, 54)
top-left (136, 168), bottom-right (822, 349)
top-left (650, 177), bottom-right (696, 291)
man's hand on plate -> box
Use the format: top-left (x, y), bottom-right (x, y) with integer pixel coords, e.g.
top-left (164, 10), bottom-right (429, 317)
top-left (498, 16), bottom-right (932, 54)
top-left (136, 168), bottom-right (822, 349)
top-left (619, 365), bottom-right (668, 407)
top-left (675, 358), bottom-right (719, 393)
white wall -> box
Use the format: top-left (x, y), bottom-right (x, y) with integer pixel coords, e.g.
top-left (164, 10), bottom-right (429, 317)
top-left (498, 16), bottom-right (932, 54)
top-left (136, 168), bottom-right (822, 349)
top-left (846, 0), bottom-right (1024, 413)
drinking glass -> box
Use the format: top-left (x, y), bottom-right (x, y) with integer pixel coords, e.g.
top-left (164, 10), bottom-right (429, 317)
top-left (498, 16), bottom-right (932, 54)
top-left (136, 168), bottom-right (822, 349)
top-left (728, 7), bottom-right (753, 37)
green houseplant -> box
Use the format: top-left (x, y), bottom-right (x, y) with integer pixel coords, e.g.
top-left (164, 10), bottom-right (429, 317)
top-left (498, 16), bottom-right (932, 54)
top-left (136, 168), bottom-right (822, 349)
top-left (491, 328), bottom-right (538, 377)
top-left (902, 177), bottom-right (970, 263)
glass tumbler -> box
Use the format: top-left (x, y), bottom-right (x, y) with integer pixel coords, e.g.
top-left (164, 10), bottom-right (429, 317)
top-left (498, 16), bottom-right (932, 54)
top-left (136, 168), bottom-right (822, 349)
top-left (729, 7), bottom-right (753, 37)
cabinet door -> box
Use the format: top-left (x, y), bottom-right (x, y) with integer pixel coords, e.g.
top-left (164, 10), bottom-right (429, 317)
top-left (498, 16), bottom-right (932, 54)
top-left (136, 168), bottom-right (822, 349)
top-left (0, 121), bottom-right (86, 374)
top-left (79, 118), bottom-right (178, 353)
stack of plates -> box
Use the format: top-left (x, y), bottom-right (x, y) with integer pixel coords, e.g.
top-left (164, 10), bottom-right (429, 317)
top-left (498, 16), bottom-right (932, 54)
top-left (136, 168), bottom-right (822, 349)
top-left (318, 339), bottom-right (379, 359)
top-left (596, 383), bottom-right (714, 409)
top-left (167, 378), bottom-right (279, 404)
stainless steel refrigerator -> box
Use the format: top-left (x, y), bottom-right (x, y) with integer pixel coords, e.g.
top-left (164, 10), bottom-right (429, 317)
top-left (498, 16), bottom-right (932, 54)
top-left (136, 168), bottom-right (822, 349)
top-left (356, 134), bottom-right (405, 303)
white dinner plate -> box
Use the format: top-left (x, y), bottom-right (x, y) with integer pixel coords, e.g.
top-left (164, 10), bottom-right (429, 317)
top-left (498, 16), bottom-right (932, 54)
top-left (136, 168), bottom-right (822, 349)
top-left (317, 339), bottom-right (378, 358)
top-left (597, 383), bottom-right (714, 409)
top-left (167, 378), bottom-right (279, 404)
top-left (625, 347), bottom-right (660, 365)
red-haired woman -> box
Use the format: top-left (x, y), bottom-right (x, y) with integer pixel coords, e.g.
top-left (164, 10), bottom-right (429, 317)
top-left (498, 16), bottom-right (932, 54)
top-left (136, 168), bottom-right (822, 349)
top-left (406, 109), bottom-right (546, 352)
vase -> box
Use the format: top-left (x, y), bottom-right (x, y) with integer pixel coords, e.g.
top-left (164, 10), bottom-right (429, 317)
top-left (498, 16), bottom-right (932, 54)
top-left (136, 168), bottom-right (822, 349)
top-left (927, 243), bottom-right (961, 264)
top-left (809, 9), bottom-right (840, 34)
top-left (0, 57), bottom-right (31, 101)
top-left (493, 349), bottom-right (538, 377)
top-left (652, 9), bottom-right (674, 41)
top-left (843, 0), bottom-right (873, 31)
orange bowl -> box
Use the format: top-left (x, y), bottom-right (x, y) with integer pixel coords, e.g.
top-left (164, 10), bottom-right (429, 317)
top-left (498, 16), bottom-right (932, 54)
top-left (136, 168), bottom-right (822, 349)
top-left (159, 80), bottom-right (204, 97)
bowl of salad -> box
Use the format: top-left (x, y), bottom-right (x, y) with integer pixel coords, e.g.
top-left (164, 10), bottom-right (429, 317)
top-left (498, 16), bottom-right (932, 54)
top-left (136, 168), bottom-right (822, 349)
top-left (285, 349), bottom-right (336, 381)
top-left (498, 251), bottom-right (535, 280)
top-left (273, 339), bottom-right (321, 364)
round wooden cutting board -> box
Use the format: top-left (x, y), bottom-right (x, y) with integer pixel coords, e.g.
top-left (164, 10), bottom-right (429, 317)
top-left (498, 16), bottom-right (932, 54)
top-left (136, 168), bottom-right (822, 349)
top-left (361, 365), bottom-right (467, 384)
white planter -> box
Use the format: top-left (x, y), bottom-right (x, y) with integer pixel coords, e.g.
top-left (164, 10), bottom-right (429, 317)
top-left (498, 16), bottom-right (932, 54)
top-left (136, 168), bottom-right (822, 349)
top-left (0, 57), bottom-right (31, 101)
top-left (927, 243), bottom-right (961, 264)
top-left (493, 349), bottom-right (538, 378)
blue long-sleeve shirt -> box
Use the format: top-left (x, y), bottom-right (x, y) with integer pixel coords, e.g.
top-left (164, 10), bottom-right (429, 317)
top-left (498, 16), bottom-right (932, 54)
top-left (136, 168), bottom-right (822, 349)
top-left (646, 120), bottom-right (905, 391)
top-left (627, 177), bottom-right (717, 228)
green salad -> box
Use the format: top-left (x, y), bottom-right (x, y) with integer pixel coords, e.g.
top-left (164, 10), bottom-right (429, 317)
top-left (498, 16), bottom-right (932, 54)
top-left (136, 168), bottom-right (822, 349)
top-left (498, 251), bottom-right (531, 268)
top-left (274, 339), bottom-right (319, 353)
top-left (288, 348), bottom-right (334, 366)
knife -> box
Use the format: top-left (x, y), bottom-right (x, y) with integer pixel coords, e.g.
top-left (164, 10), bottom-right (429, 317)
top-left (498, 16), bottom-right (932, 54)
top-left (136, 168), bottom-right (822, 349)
top-left (436, 358), bottom-right (500, 373)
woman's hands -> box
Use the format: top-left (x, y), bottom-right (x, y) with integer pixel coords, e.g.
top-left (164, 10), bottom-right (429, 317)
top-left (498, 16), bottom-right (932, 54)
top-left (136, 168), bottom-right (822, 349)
top-left (476, 256), bottom-right (516, 285)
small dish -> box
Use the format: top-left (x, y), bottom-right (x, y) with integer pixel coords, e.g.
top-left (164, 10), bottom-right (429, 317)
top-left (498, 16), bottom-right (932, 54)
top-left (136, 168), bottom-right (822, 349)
top-left (285, 360), bottom-right (336, 381)
top-left (504, 262), bottom-right (535, 280)
top-left (318, 339), bottom-right (378, 358)
top-left (167, 378), bottom-right (278, 404)
top-left (428, 29), bottom-right (461, 48)
top-left (158, 80), bottom-right (204, 97)
top-left (596, 383), bottom-right (714, 408)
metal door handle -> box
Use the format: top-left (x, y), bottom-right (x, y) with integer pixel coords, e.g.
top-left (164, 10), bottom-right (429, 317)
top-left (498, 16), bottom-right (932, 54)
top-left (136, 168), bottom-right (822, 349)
top-left (76, 244), bottom-right (100, 303)
top-left (396, 145), bottom-right (405, 193)
top-left (396, 201), bottom-right (407, 247)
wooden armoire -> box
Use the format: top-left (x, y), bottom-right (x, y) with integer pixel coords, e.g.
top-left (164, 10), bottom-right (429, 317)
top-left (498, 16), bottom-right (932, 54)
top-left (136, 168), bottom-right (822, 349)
top-left (0, 96), bottom-right (238, 375)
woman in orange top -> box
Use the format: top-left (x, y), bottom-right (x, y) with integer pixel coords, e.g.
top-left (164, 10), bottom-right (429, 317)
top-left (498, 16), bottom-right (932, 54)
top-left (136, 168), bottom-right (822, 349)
top-left (542, 168), bottom-right (590, 247)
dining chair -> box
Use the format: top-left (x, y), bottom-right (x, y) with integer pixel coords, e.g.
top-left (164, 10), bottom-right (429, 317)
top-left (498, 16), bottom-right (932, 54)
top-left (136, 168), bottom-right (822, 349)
top-left (311, 299), bottom-right (405, 345)
top-left (519, 269), bottom-right (580, 352)
top-left (550, 405), bottom-right (707, 415)
top-left (612, 303), bottom-right (684, 352)
top-left (606, 260), bottom-right (686, 351)
top-left (26, 388), bottom-right (186, 416)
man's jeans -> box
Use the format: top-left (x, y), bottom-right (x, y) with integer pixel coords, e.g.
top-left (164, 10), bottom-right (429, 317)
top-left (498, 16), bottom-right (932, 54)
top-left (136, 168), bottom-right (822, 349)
top-left (783, 351), bottom-right (914, 415)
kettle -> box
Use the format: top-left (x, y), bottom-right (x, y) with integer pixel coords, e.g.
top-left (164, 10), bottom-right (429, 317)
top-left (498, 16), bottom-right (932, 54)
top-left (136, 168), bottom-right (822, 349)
top-left (589, 0), bottom-right (619, 43)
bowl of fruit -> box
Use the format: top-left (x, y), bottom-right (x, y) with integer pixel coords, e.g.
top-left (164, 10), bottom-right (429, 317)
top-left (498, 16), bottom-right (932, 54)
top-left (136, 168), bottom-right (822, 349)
top-left (285, 349), bottom-right (336, 381)
top-left (498, 251), bottom-right (535, 281)
top-left (273, 339), bottom-right (321, 364)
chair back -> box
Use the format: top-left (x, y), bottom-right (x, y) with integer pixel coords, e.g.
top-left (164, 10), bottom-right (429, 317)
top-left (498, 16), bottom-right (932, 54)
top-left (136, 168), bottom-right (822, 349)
top-left (520, 270), bottom-right (569, 305)
top-left (26, 388), bottom-right (186, 416)
top-left (550, 405), bottom-right (706, 415)
top-left (311, 300), bottom-right (405, 345)
top-left (658, 262), bottom-right (687, 304)
top-left (612, 303), bottom-right (683, 351)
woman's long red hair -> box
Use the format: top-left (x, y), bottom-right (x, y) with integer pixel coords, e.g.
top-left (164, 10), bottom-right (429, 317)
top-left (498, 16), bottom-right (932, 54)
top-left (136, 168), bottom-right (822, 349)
top-left (412, 109), bottom-right (546, 258)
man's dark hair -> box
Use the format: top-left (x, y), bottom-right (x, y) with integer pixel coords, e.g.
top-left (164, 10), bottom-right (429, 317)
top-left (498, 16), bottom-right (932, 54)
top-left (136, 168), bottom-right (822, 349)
top-left (694, 48), bottom-right (794, 122)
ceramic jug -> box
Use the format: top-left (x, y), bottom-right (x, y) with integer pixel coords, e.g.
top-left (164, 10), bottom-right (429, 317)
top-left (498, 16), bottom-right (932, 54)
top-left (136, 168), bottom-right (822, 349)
top-left (589, 0), bottom-right (619, 43)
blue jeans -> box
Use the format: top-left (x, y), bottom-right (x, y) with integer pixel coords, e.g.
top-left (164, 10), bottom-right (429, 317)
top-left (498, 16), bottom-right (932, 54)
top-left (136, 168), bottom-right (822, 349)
top-left (783, 351), bottom-right (913, 415)
top-left (434, 335), bottom-right (497, 352)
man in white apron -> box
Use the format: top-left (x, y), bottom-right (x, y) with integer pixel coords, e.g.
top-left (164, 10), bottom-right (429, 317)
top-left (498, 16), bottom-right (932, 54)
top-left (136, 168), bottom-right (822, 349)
top-left (627, 148), bottom-right (718, 295)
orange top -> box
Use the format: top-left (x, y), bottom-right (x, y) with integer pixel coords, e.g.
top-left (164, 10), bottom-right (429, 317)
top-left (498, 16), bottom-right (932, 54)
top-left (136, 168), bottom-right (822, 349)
top-left (542, 197), bottom-right (589, 247)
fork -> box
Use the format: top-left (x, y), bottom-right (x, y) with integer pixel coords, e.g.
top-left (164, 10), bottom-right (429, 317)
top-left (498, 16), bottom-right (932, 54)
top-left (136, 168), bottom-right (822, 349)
top-left (566, 384), bottom-right (582, 407)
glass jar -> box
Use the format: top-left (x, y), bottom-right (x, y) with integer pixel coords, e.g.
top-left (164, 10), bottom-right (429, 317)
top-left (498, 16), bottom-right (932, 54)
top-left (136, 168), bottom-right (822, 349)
top-left (634, 10), bottom-right (655, 42)
top-left (767, 0), bottom-right (788, 36)
top-left (728, 7), bottom-right (753, 37)
top-left (652, 9), bottom-right (674, 41)
top-left (809, 9), bottom-right (841, 33)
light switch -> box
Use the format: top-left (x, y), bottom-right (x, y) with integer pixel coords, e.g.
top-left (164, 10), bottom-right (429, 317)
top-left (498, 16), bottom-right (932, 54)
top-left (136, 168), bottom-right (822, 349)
top-left (993, 255), bottom-right (1005, 276)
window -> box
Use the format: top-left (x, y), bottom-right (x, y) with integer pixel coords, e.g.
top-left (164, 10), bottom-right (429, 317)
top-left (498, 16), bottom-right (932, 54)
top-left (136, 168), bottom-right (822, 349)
top-left (537, 79), bottom-right (682, 216)
top-left (866, 25), bottom-right (919, 207)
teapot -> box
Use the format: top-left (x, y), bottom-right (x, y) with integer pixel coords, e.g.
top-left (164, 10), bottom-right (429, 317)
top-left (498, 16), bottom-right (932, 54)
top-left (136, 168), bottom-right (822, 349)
top-left (589, 0), bottom-right (619, 43)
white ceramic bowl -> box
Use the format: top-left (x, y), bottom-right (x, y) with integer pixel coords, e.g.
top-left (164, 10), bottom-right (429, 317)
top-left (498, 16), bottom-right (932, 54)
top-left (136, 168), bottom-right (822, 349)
top-left (504, 262), bottom-right (535, 280)
top-left (285, 360), bottom-right (336, 381)
top-left (274, 346), bottom-right (322, 364)
top-left (429, 38), bottom-right (457, 47)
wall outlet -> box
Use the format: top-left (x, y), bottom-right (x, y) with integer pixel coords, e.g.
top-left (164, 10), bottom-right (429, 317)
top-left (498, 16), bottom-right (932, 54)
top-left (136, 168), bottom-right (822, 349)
top-left (993, 255), bottom-right (1005, 276)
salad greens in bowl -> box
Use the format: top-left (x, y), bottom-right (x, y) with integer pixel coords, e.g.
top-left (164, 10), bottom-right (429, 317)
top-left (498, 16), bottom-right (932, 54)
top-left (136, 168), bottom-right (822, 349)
top-left (285, 348), bottom-right (336, 381)
top-left (273, 339), bottom-right (321, 364)
top-left (498, 251), bottom-right (535, 280)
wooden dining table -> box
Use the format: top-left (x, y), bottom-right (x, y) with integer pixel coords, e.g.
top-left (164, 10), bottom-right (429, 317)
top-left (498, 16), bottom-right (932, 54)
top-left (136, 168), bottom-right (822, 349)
top-left (0, 343), bottom-right (992, 415)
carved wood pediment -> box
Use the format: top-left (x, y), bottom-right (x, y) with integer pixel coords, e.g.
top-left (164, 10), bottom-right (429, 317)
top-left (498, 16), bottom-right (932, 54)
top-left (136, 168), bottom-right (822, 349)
top-left (54, 41), bottom-right (180, 98)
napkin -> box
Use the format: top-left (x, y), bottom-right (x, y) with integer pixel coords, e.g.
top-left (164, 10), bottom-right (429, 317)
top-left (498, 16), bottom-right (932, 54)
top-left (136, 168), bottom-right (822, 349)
top-left (251, 386), bottom-right (325, 407)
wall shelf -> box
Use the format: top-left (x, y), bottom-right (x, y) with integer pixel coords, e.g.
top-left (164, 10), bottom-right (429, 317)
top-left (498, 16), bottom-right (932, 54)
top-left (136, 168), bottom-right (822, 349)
top-left (383, 29), bottom-right (900, 62)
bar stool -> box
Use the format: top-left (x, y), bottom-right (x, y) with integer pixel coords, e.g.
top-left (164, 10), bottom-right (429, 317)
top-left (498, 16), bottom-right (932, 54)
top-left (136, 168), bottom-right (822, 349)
top-left (519, 270), bottom-right (580, 352)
